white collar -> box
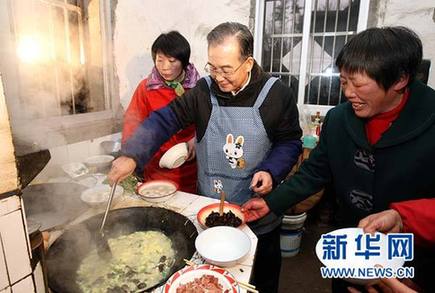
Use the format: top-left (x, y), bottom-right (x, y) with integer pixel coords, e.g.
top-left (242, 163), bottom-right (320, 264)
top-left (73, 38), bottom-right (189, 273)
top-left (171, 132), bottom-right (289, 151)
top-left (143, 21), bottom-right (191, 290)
top-left (231, 71), bottom-right (251, 96)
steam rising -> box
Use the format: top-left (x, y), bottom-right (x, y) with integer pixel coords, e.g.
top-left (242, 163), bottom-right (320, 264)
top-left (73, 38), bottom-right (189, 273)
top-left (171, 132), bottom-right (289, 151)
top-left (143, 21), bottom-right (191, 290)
top-left (1, 0), bottom-right (106, 152)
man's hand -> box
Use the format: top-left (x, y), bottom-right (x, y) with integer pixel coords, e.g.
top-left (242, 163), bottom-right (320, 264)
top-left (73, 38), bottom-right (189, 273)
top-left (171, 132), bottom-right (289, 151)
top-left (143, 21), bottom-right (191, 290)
top-left (250, 171), bottom-right (273, 195)
top-left (107, 156), bottom-right (137, 185)
top-left (358, 209), bottom-right (403, 234)
top-left (241, 198), bottom-right (270, 222)
top-left (186, 137), bottom-right (196, 161)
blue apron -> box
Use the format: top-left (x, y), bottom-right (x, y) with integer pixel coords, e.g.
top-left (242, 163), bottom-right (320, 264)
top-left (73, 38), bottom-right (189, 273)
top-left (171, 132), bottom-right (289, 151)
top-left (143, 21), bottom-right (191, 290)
top-left (196, 76), bottom-right (281, 235)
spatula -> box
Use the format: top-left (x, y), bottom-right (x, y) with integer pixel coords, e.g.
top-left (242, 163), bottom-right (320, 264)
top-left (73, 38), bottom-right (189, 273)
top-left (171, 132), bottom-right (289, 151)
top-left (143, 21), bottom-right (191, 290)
top-left (96, 180), bottom-right (118, 259)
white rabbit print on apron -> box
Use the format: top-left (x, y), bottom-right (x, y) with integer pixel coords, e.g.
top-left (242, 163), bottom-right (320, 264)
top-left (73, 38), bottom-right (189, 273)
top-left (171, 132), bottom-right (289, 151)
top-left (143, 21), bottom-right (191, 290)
top-left (223, 134), bottom-right (246, 169)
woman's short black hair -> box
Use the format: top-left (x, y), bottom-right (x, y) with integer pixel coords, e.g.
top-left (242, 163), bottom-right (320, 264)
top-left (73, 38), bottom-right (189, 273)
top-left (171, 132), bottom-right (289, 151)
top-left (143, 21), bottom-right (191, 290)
top-left (151, 31), bottom-right (191, 68)
top-left (336, 26), bottom-right (422, 89)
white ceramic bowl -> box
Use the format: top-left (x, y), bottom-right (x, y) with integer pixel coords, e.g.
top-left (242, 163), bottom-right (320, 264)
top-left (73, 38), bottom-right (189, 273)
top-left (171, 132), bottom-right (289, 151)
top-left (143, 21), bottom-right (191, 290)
top-left (100, 140), bottom-right (121, 156)
top-left (315, 227), bottom-right (406, 285)
top-left (84, 155), bottom-right (114, 172)
top-left (61, 162), bottom-right (89, 178)
top-left (195, 226), bottom-right (251, 267)
top-left (136, 180), bottom-right (178, 203)
top-left (159, 143), bottom-right (188, 169)
top-left (80, 185), bottom-right (124, 207)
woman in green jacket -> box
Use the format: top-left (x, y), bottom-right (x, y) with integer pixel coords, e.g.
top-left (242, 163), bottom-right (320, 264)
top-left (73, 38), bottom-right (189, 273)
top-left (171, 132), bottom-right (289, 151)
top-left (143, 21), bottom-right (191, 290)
top-left (242, 26), bottom-right (435, 292)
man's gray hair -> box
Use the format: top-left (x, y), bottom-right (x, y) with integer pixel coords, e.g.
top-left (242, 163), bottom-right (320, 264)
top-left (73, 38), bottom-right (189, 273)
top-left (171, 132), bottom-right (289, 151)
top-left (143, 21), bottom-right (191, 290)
top-left (207, 22), bottom-right (253, 60)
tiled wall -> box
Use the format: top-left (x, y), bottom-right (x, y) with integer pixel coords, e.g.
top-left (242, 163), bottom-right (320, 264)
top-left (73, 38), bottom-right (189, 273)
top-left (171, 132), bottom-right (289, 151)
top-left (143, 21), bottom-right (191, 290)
top-left (0, 196), bottom-right (35, 293)
top-left (1, 73), bottom-right (38, 292)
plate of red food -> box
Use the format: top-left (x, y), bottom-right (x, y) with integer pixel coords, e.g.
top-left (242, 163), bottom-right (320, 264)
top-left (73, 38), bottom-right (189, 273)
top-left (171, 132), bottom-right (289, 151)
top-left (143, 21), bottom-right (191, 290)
top-left (164, 264), bottom-right (239, 293)
top-left (197, 203), bottom-right (246, 229)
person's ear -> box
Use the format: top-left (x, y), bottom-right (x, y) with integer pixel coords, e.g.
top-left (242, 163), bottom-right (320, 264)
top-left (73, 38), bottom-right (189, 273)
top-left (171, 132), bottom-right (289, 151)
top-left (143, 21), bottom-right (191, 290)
top-left (245, 56), bottom-right (255, 72)
top-left (392, 74), bottom-right (409, 92)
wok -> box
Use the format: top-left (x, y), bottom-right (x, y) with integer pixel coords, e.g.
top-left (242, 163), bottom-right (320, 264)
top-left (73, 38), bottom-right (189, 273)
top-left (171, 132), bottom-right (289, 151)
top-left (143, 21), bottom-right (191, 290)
top-left (46, 207), bottom-right (198, 292)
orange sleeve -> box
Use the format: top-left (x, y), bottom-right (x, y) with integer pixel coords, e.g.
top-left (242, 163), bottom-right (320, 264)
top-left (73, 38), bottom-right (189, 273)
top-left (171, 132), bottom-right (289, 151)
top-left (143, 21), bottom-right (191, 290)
top-left (122, 79), bottom-right (151, 143)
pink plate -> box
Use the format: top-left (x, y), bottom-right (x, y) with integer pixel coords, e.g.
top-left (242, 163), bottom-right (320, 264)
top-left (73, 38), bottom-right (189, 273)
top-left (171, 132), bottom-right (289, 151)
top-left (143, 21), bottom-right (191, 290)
top-left (197, 203), bottom-right (246, 229)
top-left (164, 264), bottom-right (239, 293)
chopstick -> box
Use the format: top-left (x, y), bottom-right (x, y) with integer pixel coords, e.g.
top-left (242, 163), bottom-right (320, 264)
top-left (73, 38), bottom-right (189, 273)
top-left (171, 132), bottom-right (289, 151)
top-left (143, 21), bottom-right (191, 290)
top-left (183, 258), bottom-right (196, 266)
top-left (183, 259), bottom-right (258, 293)
top-left (238, 283), bottom-right (259, 293)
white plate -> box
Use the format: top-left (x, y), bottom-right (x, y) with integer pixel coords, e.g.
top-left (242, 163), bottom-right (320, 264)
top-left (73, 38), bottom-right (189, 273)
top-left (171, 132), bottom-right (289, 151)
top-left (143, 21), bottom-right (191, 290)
top-left (164, 264), bottom-right (239, 293)
top-left (315, 227), bottom-right (406, 285)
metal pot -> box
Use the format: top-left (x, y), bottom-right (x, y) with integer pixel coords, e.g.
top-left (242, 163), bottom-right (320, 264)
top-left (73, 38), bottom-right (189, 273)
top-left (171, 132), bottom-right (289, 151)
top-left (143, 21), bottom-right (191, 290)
top-left (46, 207), bottom-right (198, 292)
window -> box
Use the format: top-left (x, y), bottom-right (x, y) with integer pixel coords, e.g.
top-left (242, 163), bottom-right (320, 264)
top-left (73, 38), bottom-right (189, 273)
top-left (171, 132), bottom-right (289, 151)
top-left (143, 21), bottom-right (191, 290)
top-left (0, 0), bottom-right (119, 149)
top-left (254, 0), bottom-right (369, 115)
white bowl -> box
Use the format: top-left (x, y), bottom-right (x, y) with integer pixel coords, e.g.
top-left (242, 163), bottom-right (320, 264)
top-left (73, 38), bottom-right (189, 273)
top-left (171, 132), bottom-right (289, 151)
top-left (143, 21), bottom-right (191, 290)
top-left (84, 155), bottom-right (114, 172)
top-left (159, 143), bottom-right (188, 169)
top-left (61, 162), bottom-right (89, 178)
top-left (315, 227), bottom-right (406, 285)
top-left (100, 140), bottom-right (121, 156)
top-left (136, 180), bottom-right (178, 203)
top-left (195, 226), bottom-right (251, 267)
top-left (80, 185), bottom-right (124, 207)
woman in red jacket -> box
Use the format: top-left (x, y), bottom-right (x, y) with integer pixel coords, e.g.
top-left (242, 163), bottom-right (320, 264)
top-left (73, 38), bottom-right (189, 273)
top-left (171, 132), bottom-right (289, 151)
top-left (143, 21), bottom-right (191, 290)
top-left (352, 199), bottom-right (435, 293)
top-left (359, 198), bottom-right (435, 246)
top-left (122, 31), bottom-right (200, 193)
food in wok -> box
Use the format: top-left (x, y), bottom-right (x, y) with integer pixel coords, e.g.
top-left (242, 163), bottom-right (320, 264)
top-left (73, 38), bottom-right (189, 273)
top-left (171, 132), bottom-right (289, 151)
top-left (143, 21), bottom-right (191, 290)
top-left (77, 231), bottom-right (175, 292)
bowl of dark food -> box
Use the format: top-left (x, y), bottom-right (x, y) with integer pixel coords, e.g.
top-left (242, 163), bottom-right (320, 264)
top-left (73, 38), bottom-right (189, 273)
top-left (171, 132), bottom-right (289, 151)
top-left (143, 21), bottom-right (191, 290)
top-left (164, 264), bottom-right (239, 293)
top-left (197, 203), bottom-right (245, 229)
top-left (195, 226), bottom-right (251, 267)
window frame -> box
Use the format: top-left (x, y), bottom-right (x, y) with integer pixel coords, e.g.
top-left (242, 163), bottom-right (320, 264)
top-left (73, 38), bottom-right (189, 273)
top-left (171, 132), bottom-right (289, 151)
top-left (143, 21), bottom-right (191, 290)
top-left (254, 0), bottom-right (370, 116)
top-left (3, 0), bottom-right (120, 149)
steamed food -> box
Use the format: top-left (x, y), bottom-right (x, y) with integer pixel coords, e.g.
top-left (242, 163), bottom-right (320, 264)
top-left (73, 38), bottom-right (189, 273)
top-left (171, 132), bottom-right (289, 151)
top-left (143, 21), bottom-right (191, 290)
top-left (77, 231), bottom-right (175, 292)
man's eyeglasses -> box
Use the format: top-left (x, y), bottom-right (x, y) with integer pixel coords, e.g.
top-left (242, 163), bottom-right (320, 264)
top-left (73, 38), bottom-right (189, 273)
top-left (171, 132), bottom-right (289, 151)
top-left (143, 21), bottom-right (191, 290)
top-left (204, 59), bottom-right (248, 78)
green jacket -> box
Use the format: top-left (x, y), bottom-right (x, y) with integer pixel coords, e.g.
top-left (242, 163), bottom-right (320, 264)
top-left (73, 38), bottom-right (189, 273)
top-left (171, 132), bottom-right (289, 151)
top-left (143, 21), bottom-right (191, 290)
top-left (266, 80), bottom-right (435, 226)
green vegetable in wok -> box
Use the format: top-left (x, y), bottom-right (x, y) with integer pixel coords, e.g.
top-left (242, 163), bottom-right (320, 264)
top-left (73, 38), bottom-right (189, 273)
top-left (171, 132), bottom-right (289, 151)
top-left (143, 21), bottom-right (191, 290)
top-left (77, 231), bottom-right (175, 293)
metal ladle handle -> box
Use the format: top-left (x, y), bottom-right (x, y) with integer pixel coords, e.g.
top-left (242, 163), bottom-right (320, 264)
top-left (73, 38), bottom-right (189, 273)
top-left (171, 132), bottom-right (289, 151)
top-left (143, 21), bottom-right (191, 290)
top-left (100, 180), bottom-right (118, 235)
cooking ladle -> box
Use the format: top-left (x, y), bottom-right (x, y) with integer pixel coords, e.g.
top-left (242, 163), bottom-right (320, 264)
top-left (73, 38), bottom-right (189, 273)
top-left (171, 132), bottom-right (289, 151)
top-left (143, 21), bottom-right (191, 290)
top-left (96, 180), bottom-right (118, 259)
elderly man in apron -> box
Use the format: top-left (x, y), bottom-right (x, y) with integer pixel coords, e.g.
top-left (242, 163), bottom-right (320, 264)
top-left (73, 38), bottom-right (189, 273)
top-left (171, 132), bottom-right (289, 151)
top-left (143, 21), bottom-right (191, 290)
top-left (109, 22), bottom-right (302, 293)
